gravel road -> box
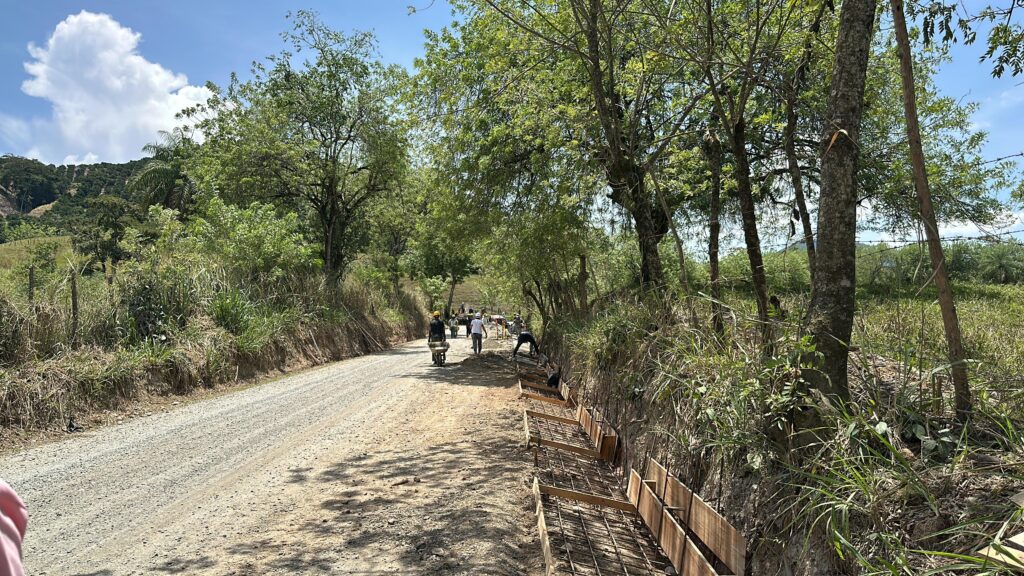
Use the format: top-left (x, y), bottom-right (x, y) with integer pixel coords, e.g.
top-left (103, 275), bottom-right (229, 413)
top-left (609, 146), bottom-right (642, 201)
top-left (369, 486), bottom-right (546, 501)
top-left (0, 337), bottom-right (542, 575)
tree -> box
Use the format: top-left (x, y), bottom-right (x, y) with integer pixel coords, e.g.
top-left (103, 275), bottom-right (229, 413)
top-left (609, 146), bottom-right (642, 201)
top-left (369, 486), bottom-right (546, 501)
top-left (423, 0), bottom-right (702, 291)
top-left (804, 0), bottom-right (878, 401)
top-left (72, 195), bottom-right (143, 273)
top-left (890, 0), bottom-right (970, 418)
top-left (647, 0), bottom-right (814, 344)
top-left (128, 129), bottom-right (199, 213)
top-left (190, 11), bottom-right (407, 282)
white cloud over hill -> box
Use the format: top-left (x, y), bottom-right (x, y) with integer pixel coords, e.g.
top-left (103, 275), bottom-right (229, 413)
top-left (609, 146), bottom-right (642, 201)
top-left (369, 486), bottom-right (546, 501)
top-left (1, 11), bottom-right (209, 164)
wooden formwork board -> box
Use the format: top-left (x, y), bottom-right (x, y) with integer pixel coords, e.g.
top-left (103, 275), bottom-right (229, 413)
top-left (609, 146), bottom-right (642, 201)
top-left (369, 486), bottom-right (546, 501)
top-left (518, 364), bottom-right (578, 407)
top-left (630, 459), bottom-right (747, 576)
top-left (533, 480), bottom-right (673, 576)
top-left (980, 532), bottom-right (1024, 572)
top-left (520, 378), bottom-right (569, 407)
top-left (526, 410), bottom-right (600, 459)
top-left (578, 407), bottom-right (618, 462)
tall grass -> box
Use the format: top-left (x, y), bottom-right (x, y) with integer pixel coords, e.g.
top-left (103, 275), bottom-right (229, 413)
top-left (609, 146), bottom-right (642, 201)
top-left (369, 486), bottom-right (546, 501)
top-left (0, 205), bottom-right (427, 431)
top-left (553, 283), bottom-right (1024, 574)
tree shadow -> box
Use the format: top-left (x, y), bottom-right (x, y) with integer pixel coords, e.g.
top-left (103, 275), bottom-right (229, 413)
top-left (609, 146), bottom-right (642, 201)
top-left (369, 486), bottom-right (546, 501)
top-left (149, 350), bottom-right (536, 574)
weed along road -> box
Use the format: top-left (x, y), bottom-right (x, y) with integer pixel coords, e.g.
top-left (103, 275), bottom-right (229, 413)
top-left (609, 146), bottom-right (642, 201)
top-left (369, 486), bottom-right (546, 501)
top-left (1, 338), bottom-right (540, 575)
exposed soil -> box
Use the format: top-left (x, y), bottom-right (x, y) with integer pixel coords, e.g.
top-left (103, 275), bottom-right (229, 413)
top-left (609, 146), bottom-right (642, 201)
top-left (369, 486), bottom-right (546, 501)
top-left (0, 336), bottom-right (545, 575)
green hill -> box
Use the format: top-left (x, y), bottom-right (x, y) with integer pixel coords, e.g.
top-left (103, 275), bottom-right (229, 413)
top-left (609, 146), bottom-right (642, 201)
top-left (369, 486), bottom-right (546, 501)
top-left (0, 155), bottom-right (145, 217)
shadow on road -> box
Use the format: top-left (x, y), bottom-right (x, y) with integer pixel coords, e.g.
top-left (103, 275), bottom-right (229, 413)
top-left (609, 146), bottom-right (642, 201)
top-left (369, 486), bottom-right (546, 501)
top-left (148, 351), bottom-right (536, 575)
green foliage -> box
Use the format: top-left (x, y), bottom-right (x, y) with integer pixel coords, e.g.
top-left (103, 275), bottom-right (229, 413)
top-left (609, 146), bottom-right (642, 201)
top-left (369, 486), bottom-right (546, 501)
top-left (188, 11), bottom-right (407, 279)
top-left (5, 220), bottom-right (57, 243)
top-left (127, 129), bottom-right (200, 212)
top-left (0, 155), bottom-right (60, 211)
top-left (193, 198), bottom-right (319, 290)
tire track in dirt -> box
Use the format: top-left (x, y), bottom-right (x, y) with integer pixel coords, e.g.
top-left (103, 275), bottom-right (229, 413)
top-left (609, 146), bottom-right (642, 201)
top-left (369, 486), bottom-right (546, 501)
top-left (0, 338), bottom-right (544, 575)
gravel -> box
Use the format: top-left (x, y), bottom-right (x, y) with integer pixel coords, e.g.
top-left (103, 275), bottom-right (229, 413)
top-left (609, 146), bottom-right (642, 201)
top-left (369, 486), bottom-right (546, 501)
top-left (1, 337), bottom-right (541, 575)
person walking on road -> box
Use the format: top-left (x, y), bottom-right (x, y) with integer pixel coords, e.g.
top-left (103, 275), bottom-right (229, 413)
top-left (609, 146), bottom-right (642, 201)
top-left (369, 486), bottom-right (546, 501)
top-left (448, 315), bottom-right (459, 338)
top-left (512, 324), bottom-right (538, 357)
top-left (470, 312), bottom-right (488, 354)
top-left (428, 311), bottom-right (447, 343)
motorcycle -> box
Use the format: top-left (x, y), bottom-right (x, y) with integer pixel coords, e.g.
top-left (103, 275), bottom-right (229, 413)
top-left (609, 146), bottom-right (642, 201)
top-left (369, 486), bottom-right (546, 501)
top-left (428, 340), bottom-right (450, 366)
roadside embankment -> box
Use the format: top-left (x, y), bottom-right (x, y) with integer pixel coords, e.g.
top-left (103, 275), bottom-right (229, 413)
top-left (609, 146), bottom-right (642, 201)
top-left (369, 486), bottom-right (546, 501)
top-left (0, 291), bottom-right (427, 447)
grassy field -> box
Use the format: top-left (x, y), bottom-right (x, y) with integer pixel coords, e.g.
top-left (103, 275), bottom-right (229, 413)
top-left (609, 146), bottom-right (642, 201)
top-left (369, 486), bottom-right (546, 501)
top-left (0, 236), bottom-right (73, 270)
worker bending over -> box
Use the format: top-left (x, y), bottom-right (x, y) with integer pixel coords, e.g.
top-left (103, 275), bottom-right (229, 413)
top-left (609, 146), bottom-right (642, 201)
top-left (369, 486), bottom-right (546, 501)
top-left (512, 324), bottom-right (538, 357)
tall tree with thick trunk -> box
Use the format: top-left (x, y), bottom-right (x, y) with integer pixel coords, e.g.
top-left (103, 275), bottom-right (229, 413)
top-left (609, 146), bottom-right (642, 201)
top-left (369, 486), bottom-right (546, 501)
top-left (890, 0), bottom-right (971, 418)
top-left (471, 0), bottom-right (703, 290)
top-left (805, 0), bottom-right (878, 401)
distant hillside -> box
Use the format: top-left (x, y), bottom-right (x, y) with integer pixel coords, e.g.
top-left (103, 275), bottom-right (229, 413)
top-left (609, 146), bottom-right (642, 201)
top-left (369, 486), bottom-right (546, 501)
top-left (0, 155), bottom-right (146, 217)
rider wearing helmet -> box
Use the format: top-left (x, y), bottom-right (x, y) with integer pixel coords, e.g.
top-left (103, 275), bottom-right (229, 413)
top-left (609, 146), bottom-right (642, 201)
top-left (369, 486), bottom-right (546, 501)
top-left (428, 311), bottom-right (447, 343)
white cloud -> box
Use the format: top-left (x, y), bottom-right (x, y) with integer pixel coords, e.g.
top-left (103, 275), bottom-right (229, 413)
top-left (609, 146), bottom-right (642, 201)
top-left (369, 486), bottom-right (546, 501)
top-left (7, 11), bottom-right (210, 164)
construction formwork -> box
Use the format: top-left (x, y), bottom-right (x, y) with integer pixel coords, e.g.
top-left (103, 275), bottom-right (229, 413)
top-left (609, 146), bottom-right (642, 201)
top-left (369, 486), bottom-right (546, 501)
top-left (534, 479), bottom-right (672, 576)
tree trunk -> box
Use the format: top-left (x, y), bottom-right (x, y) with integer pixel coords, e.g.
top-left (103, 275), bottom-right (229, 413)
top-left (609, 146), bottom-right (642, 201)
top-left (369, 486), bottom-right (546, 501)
top-left (446, 274), bottom-right (458, 319)
top-left (323, 218), bottom-right (336, 284)
top-left (730, 118), bottom-right (771, 346)
top-left (890, 0), bottom-right (971, 419)
top-left (611, 167), bottom-right (667, 290)
top-left (784, 1), bottom-right (828, 280)
top-left (704, 130), bottom-right (725, 336)
top-left (577, 255), bottom-right (590, 316)
top-left (784, 94), bottom-right (817, 276)
top-left (70, 270), bottom-right (79, 348)
top-left (805, 0), bottom-right (877, 402)
top-left (651, 170), bottom-right (700, 327)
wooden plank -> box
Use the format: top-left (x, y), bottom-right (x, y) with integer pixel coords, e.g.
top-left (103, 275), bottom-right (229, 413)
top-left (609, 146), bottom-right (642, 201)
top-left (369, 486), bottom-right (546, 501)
top-left (660, 508), bottom-right (719, 576)
top-left (664, 475), bottom-right (694, 519)
top-left (535, 437), bottom-right (600, 459)
top-left (586, 409), bottom-right (602, 447)
top-left (686, 491), bottom-right (746, 576)
top-left (538, 483), bottom-right (636, 512)
top-left (521, 378), bottom-right (558, 393)
top-left (578, 407), bottom-right (594, 443)
top-left (525, 409), bottom-right (578, 426)
top-left (533, 477), bottom-right (558, 576)
top-left (598, 433), bottom-right (617, 462)
top-left (563, 384), bottom-right (578, 407)
top-left (523, 391), bottom-right (568, 407)
top-left (648, 458), bottom-right (669, 499)
top-left (979, 532), bottom-right (1024, 572)
top-left (523, 410), bottom-right (531, 448)
top-left (638, 480), bottom-right (665, 539)
top-left (627, 469), bottom-right (642, 506)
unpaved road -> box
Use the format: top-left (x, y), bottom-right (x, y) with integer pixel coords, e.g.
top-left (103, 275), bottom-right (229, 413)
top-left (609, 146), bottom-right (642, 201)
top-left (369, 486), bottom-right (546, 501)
top-left (1, 338), bottom-right (543, 575)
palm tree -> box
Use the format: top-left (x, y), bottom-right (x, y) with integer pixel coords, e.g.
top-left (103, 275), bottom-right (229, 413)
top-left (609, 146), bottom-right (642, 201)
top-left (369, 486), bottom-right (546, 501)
top-left (979, 242), bottom-right (1024, 284)
top-left (127, 128), bottom-right (198, 213)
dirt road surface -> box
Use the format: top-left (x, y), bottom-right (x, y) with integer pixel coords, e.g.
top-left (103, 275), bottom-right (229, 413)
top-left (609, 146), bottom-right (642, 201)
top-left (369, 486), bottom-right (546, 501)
top-left (1, 337), bottom-right (543, 575)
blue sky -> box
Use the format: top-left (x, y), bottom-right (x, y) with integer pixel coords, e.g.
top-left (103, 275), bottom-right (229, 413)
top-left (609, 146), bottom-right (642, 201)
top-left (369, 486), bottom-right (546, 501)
top-left (0, 1), bottom-right (454, 164)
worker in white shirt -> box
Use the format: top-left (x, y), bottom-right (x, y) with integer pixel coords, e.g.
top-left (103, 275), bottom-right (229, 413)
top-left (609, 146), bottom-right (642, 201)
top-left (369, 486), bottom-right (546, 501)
top-left (470, 313), bottom-right (488, 355)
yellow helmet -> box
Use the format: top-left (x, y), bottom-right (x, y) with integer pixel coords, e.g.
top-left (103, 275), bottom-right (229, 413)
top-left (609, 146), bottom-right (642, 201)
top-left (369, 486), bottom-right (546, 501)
top-left (433, 311), bottom-right (441, 317)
